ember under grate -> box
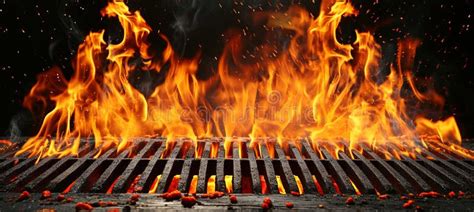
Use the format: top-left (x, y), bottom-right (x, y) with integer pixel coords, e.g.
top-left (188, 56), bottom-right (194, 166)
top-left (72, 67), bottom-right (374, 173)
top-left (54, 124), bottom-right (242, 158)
top-left (0, 138), bottom-right (472, 195)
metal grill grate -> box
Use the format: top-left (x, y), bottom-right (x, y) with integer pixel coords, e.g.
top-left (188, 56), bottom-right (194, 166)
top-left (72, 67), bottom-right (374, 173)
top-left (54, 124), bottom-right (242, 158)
top-left (0, 138), bottom-right (472, 195)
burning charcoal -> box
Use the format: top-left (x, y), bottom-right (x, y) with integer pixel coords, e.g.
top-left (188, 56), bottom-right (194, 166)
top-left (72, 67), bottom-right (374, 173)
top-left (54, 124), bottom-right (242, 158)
top-left (345, 196), bottom-right (355, 205)
top-left (318, 204), bottom-right (325, 208)
top-left (17, 191), bottom-right (30, 202)
top-left (408, 193), bottom-right (415, 198)
top-left (130, 194), bottom-right (140, 201)
top-left (56, 194), bottom-right (65, 202)
top-left (107, 201), bottom-right (118, 206)
top-left (261, 202), bottom-right (270, 210)
top-left (181, 196), bottom-right (197, 208)
top-left (66, 197), bottom-right (74, 203)
top-left (415, 205), bottom-right (423, 211)
top-left (285, 202), bottom-right (294, 208)
top-left (400, 196), bottom-right (408, 200)
top-left (290, 191), bottom-right (301, 196)
top-left (378, 194), bottom-right (390, 200)
top-left (448, 191), bottom-right (456, 198)
top-left (75, 202), bottom-right (93, 211)
top-left (91, 201), bottom-right (107, 207)
top-left (41, 190), bottom-right (52, 200)
top-left (403, 200), bottom-right (415, 208)
top-left (229, 195), bottom-right (238, 203)
top-left (418, 191), bottom-right (440, 198)
top-left (263, 197), bottom-right (273, 207)
top-left (163, 190), bottom-right (182, 201)
top-left (458, 191), bottom-right (465, 198)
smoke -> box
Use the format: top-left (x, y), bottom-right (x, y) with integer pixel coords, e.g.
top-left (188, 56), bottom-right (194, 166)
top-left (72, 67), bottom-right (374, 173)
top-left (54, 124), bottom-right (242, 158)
top-left (6, 110), bottom-right (33, 142)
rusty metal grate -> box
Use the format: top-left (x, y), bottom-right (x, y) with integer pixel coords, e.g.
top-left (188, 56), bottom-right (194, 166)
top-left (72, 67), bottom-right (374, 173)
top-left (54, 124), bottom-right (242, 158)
top-left (0, 138), bottom-right (472, 195)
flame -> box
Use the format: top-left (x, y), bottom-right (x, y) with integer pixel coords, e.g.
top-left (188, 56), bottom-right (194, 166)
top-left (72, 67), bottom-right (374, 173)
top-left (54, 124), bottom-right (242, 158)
top-left (63, 180), bottom-right (76, 194)
top-left (18, 0), bottom-right (471, 159)
top-left (312, 175), bottom-right (325, 195)
top-left (416, 116), bottom-right (461, 145)
top-left (276, 175), bottom-right (286, 195)
top-left (350, 179), bottom-right (361, 195)
top-left (127, 175), bottom-right (141, 193)
top-left (189, 175), bottom-right (198, 194)
top-left (106, 177), bottom-right (120, 194)
top-left (148, 175), bottom-right (162, 194)
top-left (294, 175), bottom-right (304, 195)
top-left (260, 175), bottom-right (268, 194)
top-left (168, 175), bottom-right (181, 192)
top-left (225, 175), bottom-right (233, 193)
top-left (207, 175), bottom-right (216, 194)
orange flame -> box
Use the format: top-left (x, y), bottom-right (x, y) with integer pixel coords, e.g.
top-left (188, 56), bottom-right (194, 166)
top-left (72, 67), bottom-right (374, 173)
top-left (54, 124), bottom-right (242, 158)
top-left (188, 175), bottom-right (198, 194)
top-left (276, 175), bottom-right (286, 195)
top-left (17, 0), bottom-right (471, 159)
top-left (167, 175), bottom-right (181, 192)
top-left (148, 175), bottom-right (162, 194)
top-left (260, 175), bottom-right (268, 194)
top-left (225, 175), bottom-right (233, 193)
top-left (294, 175), bottom-right (304, 195)
top-left (207, 175), bottom-right (216, 194)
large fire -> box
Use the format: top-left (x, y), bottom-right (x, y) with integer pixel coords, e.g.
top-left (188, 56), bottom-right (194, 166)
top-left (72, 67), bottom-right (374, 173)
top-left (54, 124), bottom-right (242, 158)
top-left (16, 0), bottom-right (472, 160)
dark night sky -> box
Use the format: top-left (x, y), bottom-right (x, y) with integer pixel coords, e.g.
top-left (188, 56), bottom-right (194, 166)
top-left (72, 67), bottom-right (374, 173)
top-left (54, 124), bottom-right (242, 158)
top-left (1, 0), bottom-right (473, 138)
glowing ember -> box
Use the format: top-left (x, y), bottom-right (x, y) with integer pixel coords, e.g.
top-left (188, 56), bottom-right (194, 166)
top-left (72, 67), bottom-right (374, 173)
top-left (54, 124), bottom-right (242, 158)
top-left (260, 175), bottom-right (268, 194)
top-left (276, 175), bottom-right (286, 195)
top-left (330, 177), bottom-right (342, 194)
top-left (312, 175), bottom-right (325, 195)
top-left (207, 175), bottom-right (216, 194)
top-left (106, 177), bottom-right (120, 194)
top-left (225, 175), bottom-right (233, 193)
top-left (16, 0), bottom-right (472, 160)
top-left (188, 175), bottom-right (198, 194)
top-left (127, 175), bottom-right (141, 193)
top-left (148, 175), bottom-right (162, 194)
top-left (63, 180), bottom-right (76, 194)
top-left (350, 179), bottom-right (361, 195)
top-left (294, 175), bottom-right (304, 195)
top-left (167, 175), bottom-right (181, 192)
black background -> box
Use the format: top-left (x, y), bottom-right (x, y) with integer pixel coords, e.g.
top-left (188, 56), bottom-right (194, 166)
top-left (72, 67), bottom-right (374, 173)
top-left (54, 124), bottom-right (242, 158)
top-left (1, 0), bottom-right (473, 138)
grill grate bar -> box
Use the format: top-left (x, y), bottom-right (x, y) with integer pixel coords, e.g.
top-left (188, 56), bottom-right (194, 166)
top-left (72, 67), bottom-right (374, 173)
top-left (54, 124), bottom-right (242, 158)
top-left (232, 141), bottom-right (242, 193)
top-left (215, 141), bottom-right (226, 192)
top-left (152, 142), bottom-right (183, 193)
top-left (25, 147), bottom-right (97, 191)
top-left (351, 150), bottom-right (394, 193)
top-left (245, 141), bottom-right (261, 194)
top-left (422, 150), bottom-right (474, 185)
top-left (388, 144), bottom-right (450, 192)
top-left (259, 141), bottom-right (279, 194)
top-left (112, 139), bottom-right (164, 193)
top-left (69, 149), bottom-right (116, 193)
top-left (274, 142), bottom-right (299, 194)
top-left (416, 153), bottom-right (465, 189)
top-left (177, 144), bottom-right (196, 193)
top-left (0, 138), bottom-right (472, 195)
top-left (301, 140), bottom-right (335, 194)
top-left (4, 145), bottom-right (89, 191)
top-left (196, 141), bottom-right (211, 193)
top-left (289, 143), bottom-right (318, 194)
top-left (338, 151), bottom-right (375, 194)
top-left (90, 147), bottom-right (130, 193)
top-left (320, 148), bottom-right (355, 194)
top-left (359, 144), bottom-right (416, 193)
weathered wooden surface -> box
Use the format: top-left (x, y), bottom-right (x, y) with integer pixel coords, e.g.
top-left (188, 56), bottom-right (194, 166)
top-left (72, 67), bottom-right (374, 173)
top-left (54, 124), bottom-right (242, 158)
top-left (1, 193), bottom-right (474, 211)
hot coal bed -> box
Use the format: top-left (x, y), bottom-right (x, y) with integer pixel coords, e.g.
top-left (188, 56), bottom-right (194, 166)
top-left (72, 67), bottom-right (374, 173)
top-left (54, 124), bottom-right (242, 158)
top-left (2, 0), bottom-right (474, 211)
